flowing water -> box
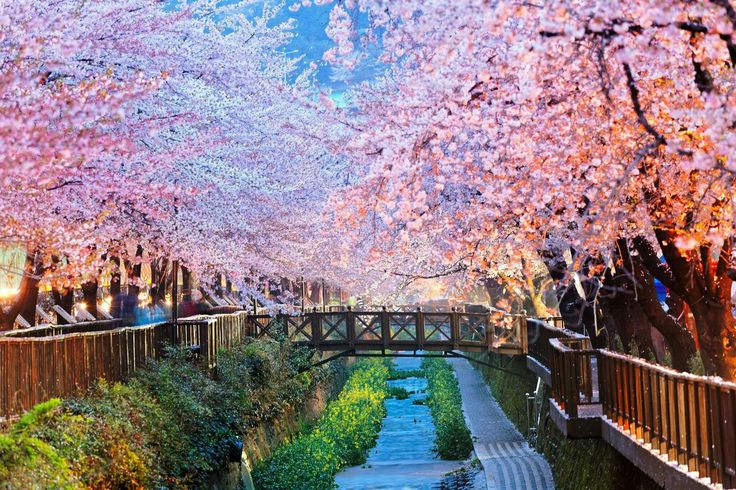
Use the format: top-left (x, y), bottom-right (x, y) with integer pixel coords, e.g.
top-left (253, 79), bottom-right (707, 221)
top-left (335, 357), bottom-right (484, 490)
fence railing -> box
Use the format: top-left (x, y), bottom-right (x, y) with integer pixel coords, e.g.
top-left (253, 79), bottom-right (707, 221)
top-left (549, 337), bottom-right (599, 418)
top-left (527, 318), bottom-right (580, 370)
top-left (0, 312), bottom-right (251, 419)
top-left (600, 351), bottom-right (736, 488)
top-left (539, 319), bottom-right (736, 488)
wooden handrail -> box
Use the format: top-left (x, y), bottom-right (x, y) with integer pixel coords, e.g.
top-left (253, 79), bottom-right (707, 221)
top-left (539, 316), bottom-right (736, 488)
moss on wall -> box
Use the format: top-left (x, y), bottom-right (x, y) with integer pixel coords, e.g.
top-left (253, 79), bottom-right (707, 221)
top-left (470, 354), bottom-right (660, 490)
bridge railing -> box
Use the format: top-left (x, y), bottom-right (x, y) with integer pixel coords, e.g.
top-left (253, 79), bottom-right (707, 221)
top-left (247, 307), bottom-right (526, 353)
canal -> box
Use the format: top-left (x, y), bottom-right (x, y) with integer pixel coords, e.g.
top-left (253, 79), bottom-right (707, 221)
top-left (335, 357), bottom-right (483, 490)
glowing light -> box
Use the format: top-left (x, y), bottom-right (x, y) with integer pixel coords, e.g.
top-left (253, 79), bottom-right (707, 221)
top-left (99, 296), bottom-right (112, 312)
top-left (77, 301), bottom-right (87, 310)
top-left (0, 287), bottom-right (19, 299)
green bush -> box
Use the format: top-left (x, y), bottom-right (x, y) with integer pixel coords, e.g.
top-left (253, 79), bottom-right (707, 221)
top-left (422, 358), bottom-right (473, 460)
top-left (253, 359), bottom-right (390, 490)
top-left (0, 339), bottom-right (332, 489)
top-left (387, 386), bottom-right (410, 399)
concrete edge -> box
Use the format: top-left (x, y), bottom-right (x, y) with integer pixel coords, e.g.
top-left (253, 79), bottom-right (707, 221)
top-left (600, 417), bottom-right (715, 490)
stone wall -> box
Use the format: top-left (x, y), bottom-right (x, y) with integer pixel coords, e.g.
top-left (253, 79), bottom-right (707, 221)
top-left (207, 361), bottom-right (348, 490)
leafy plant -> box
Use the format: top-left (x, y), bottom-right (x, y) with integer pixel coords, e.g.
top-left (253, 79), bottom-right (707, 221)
top-left (387, 386), bottom-right (410, 399)
top-left (422, 358), bottom-right (473, 460)
top-left (253, 359), bottom-right (390, 490)
top-left (0, 339), bottom-right (332, 489)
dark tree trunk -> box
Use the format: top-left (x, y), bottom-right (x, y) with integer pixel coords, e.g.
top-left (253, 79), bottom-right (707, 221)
top-left (150, 257), bottom-right (171, 306)
top-left (81, 281), bottom-right (98, 319)
top-left (52, 287), bottom-right (74, 325)
top-left (110, 256), bottom-right (122, 319)
top-left (19, 252), bottom-right (45, 327)
top-left (606, 238), bottom-right (696, 370)
top-left (181, 266), bottom-right (191, 301)
top-left (635, 231), bottom-right (736, 378)
top-left (126, 245), bottom-right (144, 299)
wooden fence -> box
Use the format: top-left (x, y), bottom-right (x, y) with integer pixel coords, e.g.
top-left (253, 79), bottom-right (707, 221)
top-left (541, 323), bottom-right (736, 488)
top-left (0, 312), bottom-right (250, 419)
top-left (600, 351), bottom-right (736, 488)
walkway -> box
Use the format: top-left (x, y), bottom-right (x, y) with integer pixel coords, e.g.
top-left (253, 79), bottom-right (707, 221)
top-left (449, 358), bottom-right (555, 490)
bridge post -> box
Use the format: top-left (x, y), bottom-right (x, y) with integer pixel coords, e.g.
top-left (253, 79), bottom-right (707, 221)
top-left (310, 308), bottom-right (320, 349)
top-left (277, 313), bottom-right (288, 339)
top-left (381, 306), bottom-right (390, 350)
top-left (346, 306), bottom-right (355, 350)
top-left (416, 306), bottom-right (425, 349)
top-left (485, 311), bottom-right (492, 351)
top-left (520, 310), bottom-right (528, 353)
top-left (451, 306), bottom-right (460, 350)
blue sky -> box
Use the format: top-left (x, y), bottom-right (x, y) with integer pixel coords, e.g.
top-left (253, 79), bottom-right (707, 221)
top-left (262, 1), bottom-right (384, 92)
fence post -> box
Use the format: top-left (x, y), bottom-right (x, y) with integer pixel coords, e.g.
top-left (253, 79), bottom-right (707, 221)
top-left (171, 260), bottom-right (179, 346)
top-left (416, 307), bottom-right (425, 349)
top-left (346, 306), bottom-right (355, 350)
top-left (450, 307), bottom-right (460, 349)
top-left (381, 306), bottom-right (390, 350)
top-left (520, 310), bottom-right (528, 354)
top-left (310, 308), bottom-right (320, 348)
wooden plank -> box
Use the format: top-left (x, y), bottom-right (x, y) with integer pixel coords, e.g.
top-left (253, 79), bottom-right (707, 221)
top-left (52, 305), bottom-right (77, 324)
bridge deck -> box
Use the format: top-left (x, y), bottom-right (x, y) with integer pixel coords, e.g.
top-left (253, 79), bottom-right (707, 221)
top-left (249, 309), bottom-right (528, 355)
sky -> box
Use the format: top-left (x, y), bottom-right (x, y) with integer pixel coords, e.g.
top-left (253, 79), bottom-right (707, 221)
top-left (261, 1), bottom-right (385, 94)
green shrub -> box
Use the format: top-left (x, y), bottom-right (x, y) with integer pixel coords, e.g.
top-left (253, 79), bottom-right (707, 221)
top-left (253, 359), bottom-right (390, 490)
top-left (388, 386), bottom-right (410, 399)
top-left (422, 358), bottom-right (473, 460)
top-left (0, 339), bottom-right (331, 489)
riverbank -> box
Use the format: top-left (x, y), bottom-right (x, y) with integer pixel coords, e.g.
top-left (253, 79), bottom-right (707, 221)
top-left (0, 339), bottom-right (342, 489)
top-left (252, 359), bottom-right (390, 490)
top-left (469, 354), bottom-right (660, 490)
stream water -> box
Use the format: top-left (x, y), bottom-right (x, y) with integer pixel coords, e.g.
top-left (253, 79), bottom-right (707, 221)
top-left (335, 357), bottom-right (483, 490)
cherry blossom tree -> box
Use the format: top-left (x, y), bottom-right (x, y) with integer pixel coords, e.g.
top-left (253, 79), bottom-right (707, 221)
top-left (322, 0), bottom-right (736, 378)
top-left (0, 0), bottom-right (347, 326)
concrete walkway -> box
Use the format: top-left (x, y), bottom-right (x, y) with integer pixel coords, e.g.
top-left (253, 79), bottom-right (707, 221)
top-left (449, 358), bottom-right (555, 490)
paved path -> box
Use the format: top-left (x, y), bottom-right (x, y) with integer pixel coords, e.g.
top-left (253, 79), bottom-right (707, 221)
top-left (448, 358), bottom-right (555, 490)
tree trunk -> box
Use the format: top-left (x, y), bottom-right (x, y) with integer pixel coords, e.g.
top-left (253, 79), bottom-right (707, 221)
top-left (110, 256), bottom-right (122, 319)
top-left (635, 231), bottom-right (736, 378)
top-left (81, 281), bottom-right (98, 319)
top-left (613, 238), bottom-right (697, 370)
top-left (19, 252), bottom-right (45, 327)
top-left (181, 266), bottom-right (191, 301)
top-left (126, 245), bottom-right (144, 299)
top-left (52, 287), bottom-right (74, 325)
top-left (689, 300), bottom-right (736, 378)
top-left (150, 258), bottom-right (171, 306)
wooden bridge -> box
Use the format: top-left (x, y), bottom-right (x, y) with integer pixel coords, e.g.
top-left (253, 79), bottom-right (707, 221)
top-left (247, 307), bottom-right (527, 355)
